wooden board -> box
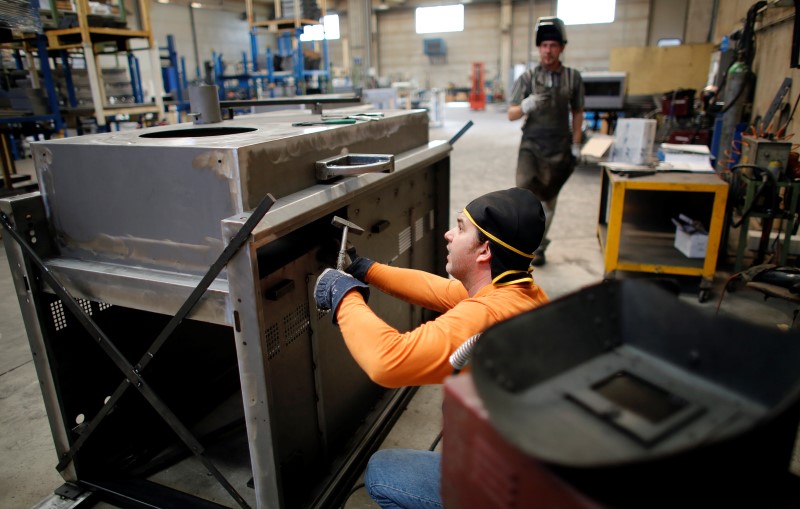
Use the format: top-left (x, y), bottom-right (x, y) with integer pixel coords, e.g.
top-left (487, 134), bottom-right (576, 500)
top-left (609, 43), bottom-right (715, 96)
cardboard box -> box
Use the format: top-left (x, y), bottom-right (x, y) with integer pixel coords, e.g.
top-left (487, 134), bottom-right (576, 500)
top-left (675, 227), bottom-right (708, 258)
top-left (610, 118), bottom-right (656, 165)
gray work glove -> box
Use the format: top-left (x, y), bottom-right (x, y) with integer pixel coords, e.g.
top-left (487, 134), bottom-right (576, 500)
top-left (314, 268), bottom-right (370, 323)
top-left (343, 244), bottom-right (375, 282)
top-left (520, 93), bottom-right (547, 115)
top-left (571, 143), bottom-right (582, 159)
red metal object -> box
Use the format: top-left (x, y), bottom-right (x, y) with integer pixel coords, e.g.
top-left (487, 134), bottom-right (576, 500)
top-left (469, 62), bottom-right (486, 111)
top-left (666, 128), bottom-right (710, 145)
top-left (441, 374), bottom-right (605, 509)
top-left (660, 89), bottom-right (695, 118)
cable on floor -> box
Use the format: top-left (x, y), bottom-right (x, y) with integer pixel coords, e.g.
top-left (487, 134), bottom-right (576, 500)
top-left (340, 482), bottom-right (366, 509)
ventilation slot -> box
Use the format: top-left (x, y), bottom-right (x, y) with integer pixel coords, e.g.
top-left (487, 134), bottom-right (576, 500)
top-left (265, 323), bottom-right (281, 359)
top-left (98, 302), bottom-right (112, 311)
top-left (284, 303), bottom-right (310, 346)
top-left (50, 300), bottom-right (67, 331)
top-left (399, 226), bottom-right (412, 254)
top-left (317, 307), bottom-right (329, 320)
top-left (428, 210), bottom-right (435, 231)
top-left (415, 217), bottom-right (425, 243)
top-left (77, 298), bottom-right (93, 316)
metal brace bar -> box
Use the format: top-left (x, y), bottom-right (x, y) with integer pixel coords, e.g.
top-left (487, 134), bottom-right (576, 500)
top-left (0, 193), bottom-right (276, 509)
top-left (53, 192), bottom-right (276, 475)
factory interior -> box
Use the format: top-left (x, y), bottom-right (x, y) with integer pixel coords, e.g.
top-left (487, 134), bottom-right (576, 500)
top-left (2, 0), bottom-right (800, 508)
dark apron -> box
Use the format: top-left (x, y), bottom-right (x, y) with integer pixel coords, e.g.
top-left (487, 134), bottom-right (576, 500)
top-left (516, 130), bottom-right (575, 202)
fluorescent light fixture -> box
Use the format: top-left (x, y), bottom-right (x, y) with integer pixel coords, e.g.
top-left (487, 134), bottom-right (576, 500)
top-left (190, 2), bottom-right (202, 7)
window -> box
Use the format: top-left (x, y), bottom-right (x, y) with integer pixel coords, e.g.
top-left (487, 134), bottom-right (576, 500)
top-left (415, 5), bottom-right (464, 34)
top-left (657, 38), bottom-right (682, 47)
top-left (299, 14), bottom-right (340, 41)
top-left (557, 0), bottom-right (615, 25)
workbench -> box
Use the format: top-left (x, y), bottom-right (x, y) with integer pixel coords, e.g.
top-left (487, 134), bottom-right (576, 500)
top-left (597, 166), bottom-right (728, 301)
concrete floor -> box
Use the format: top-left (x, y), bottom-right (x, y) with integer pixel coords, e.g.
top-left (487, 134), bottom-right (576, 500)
top-left (2, 103), bottom-right (799, 509)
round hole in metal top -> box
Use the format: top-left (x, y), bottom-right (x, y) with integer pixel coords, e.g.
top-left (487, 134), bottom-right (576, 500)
top-left (140, 127), bottom-right (257, 138)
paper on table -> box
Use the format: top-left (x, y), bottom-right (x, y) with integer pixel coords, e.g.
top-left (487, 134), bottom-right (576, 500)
top-left (661, 156), bottom-right (714, 172)
top-left (659, 161), bottom-right (715, 172)
top-left (600, 161), bottom-right (655, 171)
top-left (660, 143), bottom-right (711, 155)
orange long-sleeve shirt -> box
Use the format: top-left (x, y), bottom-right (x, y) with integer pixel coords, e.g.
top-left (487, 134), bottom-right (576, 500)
top-left (335, 263), bottom-right (549, 388)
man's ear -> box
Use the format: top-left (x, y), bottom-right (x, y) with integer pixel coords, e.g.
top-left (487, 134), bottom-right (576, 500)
top-left (476, 241), bottom-right (491, 264)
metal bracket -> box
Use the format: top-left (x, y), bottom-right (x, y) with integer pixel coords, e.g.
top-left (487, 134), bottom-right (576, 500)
top-left (54, 483), bottom-right (84, 500)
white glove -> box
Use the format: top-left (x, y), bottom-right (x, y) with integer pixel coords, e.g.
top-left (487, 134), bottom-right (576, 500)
top-left (571, 143), bottom-right (581, 159)
top-left (520, 94), bottom-right (547, 115)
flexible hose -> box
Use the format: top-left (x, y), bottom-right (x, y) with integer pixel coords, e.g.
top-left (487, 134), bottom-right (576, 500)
top-left (449, 333), bottom-right (482, 371)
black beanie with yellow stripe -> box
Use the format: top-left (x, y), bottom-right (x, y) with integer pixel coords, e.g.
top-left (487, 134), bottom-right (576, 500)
top-left (464, 187), bottom-right (546, 286)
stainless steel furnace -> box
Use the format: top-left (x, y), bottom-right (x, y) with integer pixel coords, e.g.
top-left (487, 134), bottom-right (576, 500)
top-left (1, 108), bottom-right (451, 508)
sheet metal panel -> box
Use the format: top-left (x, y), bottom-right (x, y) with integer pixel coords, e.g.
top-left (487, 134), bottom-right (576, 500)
top-left (33, 110), bottom-right (429, 275)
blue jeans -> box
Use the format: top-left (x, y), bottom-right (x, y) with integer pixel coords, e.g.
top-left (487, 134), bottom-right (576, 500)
top-left (365, 449), bottom-right (443, 509)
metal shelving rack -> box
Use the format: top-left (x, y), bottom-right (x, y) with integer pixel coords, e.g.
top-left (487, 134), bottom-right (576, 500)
top-left (245, 0), bottom-right (330, 97)
top-left (0, 33), bottom-right (63, 192)
top-left (41, 0), bottom-right (164, 128)
top-left (246, 0), bottom-right (326, 32)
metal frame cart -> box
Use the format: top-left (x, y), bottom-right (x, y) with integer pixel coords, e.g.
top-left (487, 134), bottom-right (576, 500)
top-left (597, 166), bottom-right (729, 302)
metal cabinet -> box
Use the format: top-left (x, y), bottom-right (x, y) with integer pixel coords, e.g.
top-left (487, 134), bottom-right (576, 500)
top-left (1, 109), bottom-right (450, 508)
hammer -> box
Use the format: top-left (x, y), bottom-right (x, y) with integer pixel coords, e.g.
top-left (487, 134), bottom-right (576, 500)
top-left (331, 216), bottom-right (365, 270)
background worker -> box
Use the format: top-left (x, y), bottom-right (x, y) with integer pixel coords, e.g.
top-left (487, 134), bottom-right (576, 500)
top-left (314, 187), bottom-right (549, 508)
top-left (508, 16), bottom-right (585, 266)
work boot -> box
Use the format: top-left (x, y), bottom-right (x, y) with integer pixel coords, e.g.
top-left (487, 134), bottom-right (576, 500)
top-left (531, 238), bottom-right (550, 267)
top-left (531, 247), bottom-right (546, 266)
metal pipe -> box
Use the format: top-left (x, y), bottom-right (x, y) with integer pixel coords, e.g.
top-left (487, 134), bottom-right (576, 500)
top-left (189, 5), bottom-right (201, 83)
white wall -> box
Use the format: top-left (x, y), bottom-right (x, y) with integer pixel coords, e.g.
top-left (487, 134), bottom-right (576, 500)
top-left (374, 0), bottom-right (651, 91)
top-left (376, 3), bottom-right (504, 90)
top-left (105, 0), bottom-right (688, 101)
top-left (121, 1), bottom-right (256, 101)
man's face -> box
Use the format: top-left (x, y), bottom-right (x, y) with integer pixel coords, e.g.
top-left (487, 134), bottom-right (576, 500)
top-left (538, 40), bottom-right (563, 69)
top-left (444, 213), bottom-right (485, 281)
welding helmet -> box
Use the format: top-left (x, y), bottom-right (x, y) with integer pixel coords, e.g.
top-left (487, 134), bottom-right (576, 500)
top-left (535, 16), bottom-right (567, 46)
top-left (464, 188), bottom-right (545, 286)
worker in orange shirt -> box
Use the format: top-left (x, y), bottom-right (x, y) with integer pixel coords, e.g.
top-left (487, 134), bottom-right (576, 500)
top-left (314, 187), bottom-right (550, 508)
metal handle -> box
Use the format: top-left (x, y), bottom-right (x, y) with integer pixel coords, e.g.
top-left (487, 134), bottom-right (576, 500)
top-left (316, 154), bottom-right (395, 180)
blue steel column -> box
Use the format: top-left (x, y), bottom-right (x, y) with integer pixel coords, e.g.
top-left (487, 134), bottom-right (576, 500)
top-left (250, 31), bottom-right (258, 72)
top-left (179, 56), bottom-right (187, 103)
top-left (213, 51), bottom-right (224, 98)
top-left (36, 35), bottom-right (63, 131)
top-left (60, 50), bottom-right (78, 107)
top-left (322, 37), bottom-right (330, 92)
top-left (266, 47), bottom-right (275, 97)
top-left (127, 53), bottom-right (143, 104)
top-left (294, 28), bottom-right (304, 95)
